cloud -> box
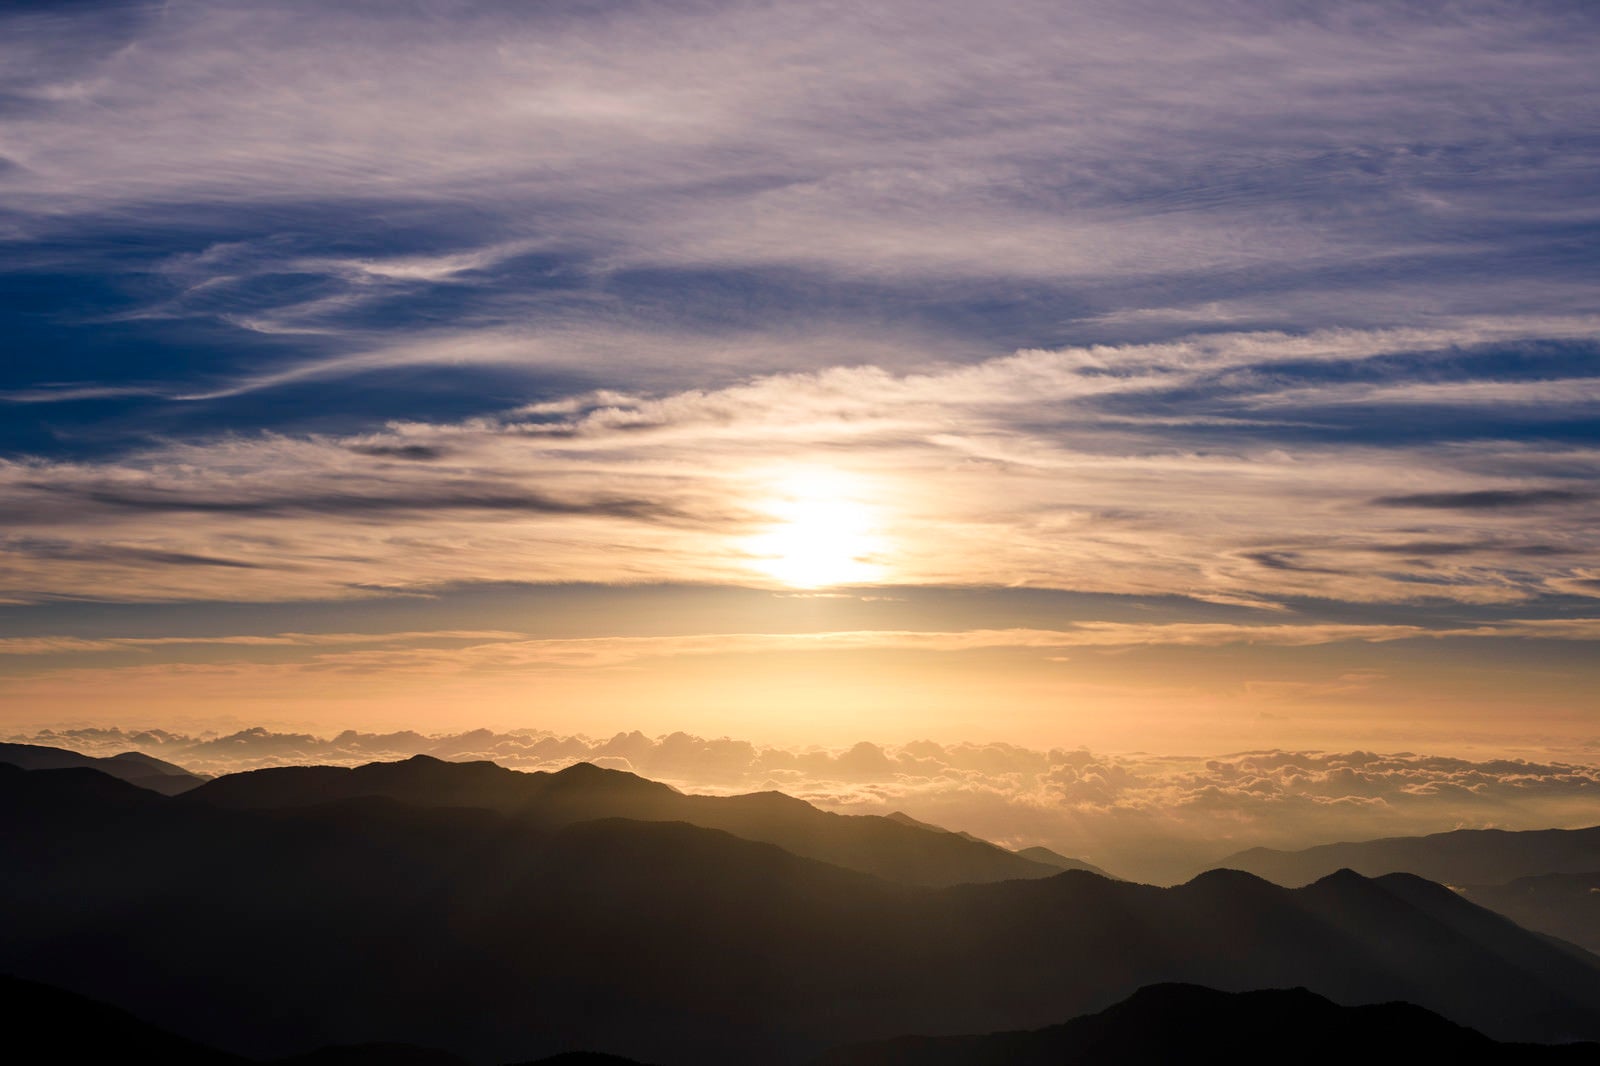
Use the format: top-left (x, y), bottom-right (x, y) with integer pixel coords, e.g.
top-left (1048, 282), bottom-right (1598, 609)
top-left (346, 444), bottom-right (450, 462)
top-left (31, 482), bottom-right (692, 523)
top-left (1371, 489), bottom-right (1590, 511)
top-left (0, 321), bottom-right (1596, 608)
top-left (3, 618), bottom-right (1599, 674)
top-left (0, 630), bottom-right (521, 656)
top-left (8, 537), bottom-right (267, 570)
top-left (3, 0), bottom-right (1598, 395)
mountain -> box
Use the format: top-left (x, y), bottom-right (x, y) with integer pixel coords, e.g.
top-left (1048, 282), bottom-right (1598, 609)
top-left (1217, 826), bottom-right (1600, 887)
top-left (0, 741), bottom-right (207, 795)
top-left (17, 961), bottom-right (1590, 1066)
top-left (1461, 872), bottom-right (1600, 955)
top-left (1014, 845), bottom-right (1114, 878)
top-left (515, 1049), bottom-right (659, 1056)
top-left (0, 972), bottom-right (647, 1066)
top-left (183, 756), bottom-right (1060, 888)
top-left (6, 762), bottom-right (1600, 1064)
top-left (272, 1046), bottom-right (470, 1066)
top-left (884, 812), bottom-right (1114, 878)
top-left (0, 973), bottom-right (246, 1065)
top-left (816, 982), bottom-right (1599, 1065)
top-left (1216, 825), bottom-right (1600, 955)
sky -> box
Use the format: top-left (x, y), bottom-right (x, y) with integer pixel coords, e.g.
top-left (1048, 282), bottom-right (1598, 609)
top-left (3, 0), bottom-right (1599, 786)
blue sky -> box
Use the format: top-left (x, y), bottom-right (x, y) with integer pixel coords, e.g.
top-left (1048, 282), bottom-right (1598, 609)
top-left (2, 0), bottom-right (1598, 752)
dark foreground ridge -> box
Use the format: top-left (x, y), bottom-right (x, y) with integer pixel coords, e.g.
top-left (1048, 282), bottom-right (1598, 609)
top-left (6, 973), bottom-right (1593, 1066)
top-left (817, 982), bottom-right (1600, 1065)
top-left (0, 973), bottom-right (244, 1065)
top-left (0, 973), bottom-right (656, 1065)
top-left (5, 760), bottom-right (1600, 1064)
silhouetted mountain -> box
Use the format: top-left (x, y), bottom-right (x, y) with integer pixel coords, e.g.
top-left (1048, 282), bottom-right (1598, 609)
top-left (0, 741), bottom-right (207, 794)
top-left (0, 972), bottom-right (644, 1066)
top-left (6, 762), bottom-right (1600, 1064)
top-left (184, 756), bottom-right (1059, 887)
top-left (882, 812), bottom-right (1113, 878)
top-left (884, 810), bottom-right (965, 834)
top-left (271, 1045), bottom-right (470, 1066)
top-left (1013, 845), bottom-right (1113, 878)
top-left (0, 973), bottom-right (246, 1064)
top-left (1218, 825), bottom-right (1600, 887)
top-left (0, 759), bottom-right (170, 814)
top-left (512, 1049), bottom-right (656, 1056)
top-left (1462, 872), bottom-right (1600, 955)
top-left (816, 982), bottom-right (1600, 1065)
top-left (1217, 825), bottom-right (1600, 957)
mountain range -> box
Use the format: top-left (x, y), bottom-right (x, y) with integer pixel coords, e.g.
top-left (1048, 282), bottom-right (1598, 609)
top-left (0, 741), bottom-right (208, 794)
top-left (820, 982), bottom-right (1599, 1065)
top-left (879, 811), bottom-right (1114, 878)
top-left (0, 973), bottom-right (649, 1065)
top-left (4, 757), bottom-right (1600, 1064)
top-left (179, 754), bottom-right (1065, 887)
top-left (1219, 826), bottom-right (1600, 954)
top-left (1219, 826), bottom-right (1600, 887)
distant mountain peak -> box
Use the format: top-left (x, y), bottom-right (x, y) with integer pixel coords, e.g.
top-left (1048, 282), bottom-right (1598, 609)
top-left (1180, 867), bottom-right (1277, 891)
top-left (540, 761), bottom-right (681, 798)
top-left (1014, 845), bottom-right (1115, 879)
top-left (106, 750), bottom-right (207, 777)
top-left (552, 760), bottom-right (610, 775)
top-left (1309, 866), bottom-right (1369, 887)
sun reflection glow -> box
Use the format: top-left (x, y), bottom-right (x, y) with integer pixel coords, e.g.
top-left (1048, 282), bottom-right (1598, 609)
top-left (746, 471), bottom-right (886, 588)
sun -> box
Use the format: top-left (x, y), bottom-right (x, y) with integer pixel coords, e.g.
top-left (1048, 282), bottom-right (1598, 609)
top-left (745, 471), bottom-right (886, 588)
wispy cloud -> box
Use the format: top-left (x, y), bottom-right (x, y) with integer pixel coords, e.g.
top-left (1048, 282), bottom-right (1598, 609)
top-left (0, 630), bottom-right (522, 657)
top-left (3, 0), bottom-right (1598, 410)
top-left (5, 618), bottom-right (1600, 668)
top-left (1371, 489), bottom-right (1591, 511)
top-left (2, 323), bottom-right (1596, 607)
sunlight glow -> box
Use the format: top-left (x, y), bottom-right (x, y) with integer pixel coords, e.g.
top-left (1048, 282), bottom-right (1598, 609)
top-left (746, 471), bottom-right (887, 588)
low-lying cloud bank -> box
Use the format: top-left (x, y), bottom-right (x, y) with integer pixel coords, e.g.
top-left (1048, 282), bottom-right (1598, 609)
top-left (15, 724), bottom-right (1598, 884)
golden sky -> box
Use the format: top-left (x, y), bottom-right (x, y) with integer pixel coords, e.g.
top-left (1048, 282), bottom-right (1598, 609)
top-left (1, 2), bottom-right (1597, 758)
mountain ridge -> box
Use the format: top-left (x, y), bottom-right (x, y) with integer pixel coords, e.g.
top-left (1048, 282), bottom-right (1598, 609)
top-left (0, 741), bottom-right (208, 795)
top-left (1217, 825), bottom-right (1600, 887)
top-left (1217, 824), bottom-right (1600, 955)
top-left (182, 755), bottom-right (1062, 888)
top-left (815, 982), bottom-right (1599, 1065)
top-left (7, 761), bottom-right (1600, 1063)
